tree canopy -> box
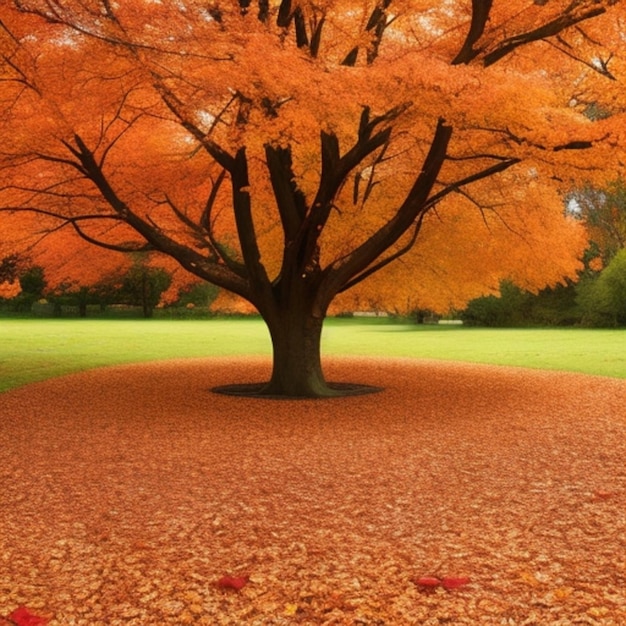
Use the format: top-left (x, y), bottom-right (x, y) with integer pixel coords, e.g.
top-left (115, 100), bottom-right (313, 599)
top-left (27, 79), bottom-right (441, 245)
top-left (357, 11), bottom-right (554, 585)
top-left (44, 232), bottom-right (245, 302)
top-left (570, 177), bottom-right (626, 265)
top-left (1, 0), bottom-right (624, 394)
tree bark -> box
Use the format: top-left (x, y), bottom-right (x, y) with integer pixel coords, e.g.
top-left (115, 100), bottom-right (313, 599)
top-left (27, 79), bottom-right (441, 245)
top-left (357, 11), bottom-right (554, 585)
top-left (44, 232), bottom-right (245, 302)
top-left (263, 304), bottom-right (331, 397)
top-left (244, 270), bottom-right (378, 397)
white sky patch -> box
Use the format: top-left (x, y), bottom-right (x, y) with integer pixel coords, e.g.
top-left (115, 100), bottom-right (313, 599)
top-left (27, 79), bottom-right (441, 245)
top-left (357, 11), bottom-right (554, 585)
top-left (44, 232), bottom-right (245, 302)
top-left (441, 0), bottom-right (458, 18)
top-left (416, 14), bottom-right (443, 37)
top-left (50, 29), bottom-right (81, 48)
top-left (199, 8), bottom-right (216, 22)
top-left (567, 197), bottom-right (582, 216)
top-left (360, 166), bottom-right (373, 180)
top-left (591, 57), bottom-right (605, 70)
top-left (197, 110), bottom-right (216, 130)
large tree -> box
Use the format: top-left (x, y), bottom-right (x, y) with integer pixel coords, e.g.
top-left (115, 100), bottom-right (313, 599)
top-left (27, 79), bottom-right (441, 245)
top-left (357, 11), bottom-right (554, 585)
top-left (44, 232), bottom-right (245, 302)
top-left (1, 1), bottom-right (624, 396)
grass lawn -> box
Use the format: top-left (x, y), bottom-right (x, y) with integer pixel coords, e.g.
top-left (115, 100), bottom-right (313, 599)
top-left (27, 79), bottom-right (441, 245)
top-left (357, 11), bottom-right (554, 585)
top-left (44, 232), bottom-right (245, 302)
top-left (1, 317), bottom-right (625, 393)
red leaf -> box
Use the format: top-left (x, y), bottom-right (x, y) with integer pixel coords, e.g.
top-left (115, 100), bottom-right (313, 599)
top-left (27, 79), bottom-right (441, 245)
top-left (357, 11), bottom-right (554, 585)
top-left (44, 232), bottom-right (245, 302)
top-left (441, 576), bottom-right (471, 590)
top-left (414, 576), bottom-right (441, 588)
top-left (593, 490), bottom-right (614, 501)
top-left (7, 607), bottom-right (49, 626)
top-left (216, 575), bottom-right (248, 591)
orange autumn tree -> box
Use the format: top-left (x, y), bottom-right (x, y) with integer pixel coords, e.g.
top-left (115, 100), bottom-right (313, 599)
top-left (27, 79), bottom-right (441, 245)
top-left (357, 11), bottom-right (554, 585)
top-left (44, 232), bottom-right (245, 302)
top-left (1, 1), bottom-right (624, 396)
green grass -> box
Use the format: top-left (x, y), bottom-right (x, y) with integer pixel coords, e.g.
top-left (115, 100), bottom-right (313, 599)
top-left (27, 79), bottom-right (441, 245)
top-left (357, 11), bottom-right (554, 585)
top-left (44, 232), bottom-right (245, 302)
top-left (1, 317), bottom-right (625, 393)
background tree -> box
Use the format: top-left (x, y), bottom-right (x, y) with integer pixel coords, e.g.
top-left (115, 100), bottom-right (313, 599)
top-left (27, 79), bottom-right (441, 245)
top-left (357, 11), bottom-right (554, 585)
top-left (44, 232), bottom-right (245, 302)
top-left (174, 281), bottom-right (220, 311)
top-left (0, 253), bottom-right (22, 299)
top-left (16, 264), bottom-right (45, 308)
top-left (565, 176), bottom-right (626, 326)
top-left (1, 1), bottom-right (624, 395)
top-left (569, 177), bottom-right (626, 265)
top-left (461, 279), bottom-right (582, 327)
top-left (0, 254), bottom-right (19, 285)
top-left (577, 248), bottom-right (626, 325)
top-left (119, 259), bottom-right (173, 318)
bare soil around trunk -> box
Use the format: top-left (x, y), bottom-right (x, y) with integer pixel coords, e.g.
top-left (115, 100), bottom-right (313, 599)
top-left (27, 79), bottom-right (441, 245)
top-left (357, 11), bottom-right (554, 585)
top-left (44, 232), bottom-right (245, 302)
top-left (1, 357), bottom-right (625, 625)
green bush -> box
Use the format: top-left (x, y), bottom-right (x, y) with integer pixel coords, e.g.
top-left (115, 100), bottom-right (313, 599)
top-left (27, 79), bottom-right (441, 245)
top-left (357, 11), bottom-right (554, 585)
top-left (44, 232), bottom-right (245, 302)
top-left (173, 282), bottom-right (219, 308)
top-left (577, 250), bottom-right (626, 326)
top-left (462, 282), bottom-right (532, 327)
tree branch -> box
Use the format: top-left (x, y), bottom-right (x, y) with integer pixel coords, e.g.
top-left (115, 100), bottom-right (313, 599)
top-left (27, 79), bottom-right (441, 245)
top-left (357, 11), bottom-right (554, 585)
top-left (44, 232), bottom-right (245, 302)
top-left (57, 134), bottom-right (251, 298)
top-left (0, 206), bottom-right (149, 252)
top-left (154, 81), bottom-right (236, 171)
top-left (426, 157), bottom-right (521, 208)
top-left (265, 143), bottom-right (308, 243)
top-left (322, 118), bottom-right (453, 302)
top-left (341, 0), bottom-right (393, 66)
top-left (548, 38), bottom-right (616, 80)
top-left (230, 147), bottom-right (272, 299)
top-left (451, 0), bottom-right (493, 65)
top-left (339, 214), bottom-right (426, 292)
top-left (483, 4), bottom-right (607, 66)
top-left (299, 105), bottom-right (406, 274)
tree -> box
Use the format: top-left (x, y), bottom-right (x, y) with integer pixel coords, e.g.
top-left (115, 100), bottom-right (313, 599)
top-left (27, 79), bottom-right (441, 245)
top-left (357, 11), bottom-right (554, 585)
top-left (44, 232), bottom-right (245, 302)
top-left (1, 1), bottom-right (624, 396)
top-left (598, 249), bottom-right (626, 324)
top-left (569, 177), bottom-right (626, 265)
top-left (461, 281), bottom-right (533, 327)
top-left (119, 259), bottom-right (173, 318)
top-left (0, 253), bottom-right (21, 299)
top-left (174, 281), bottom-right (219, 310)
top-left (577, 248), bottom-right (626, 325)
top-left (0, 254), bottom-right (19, 285)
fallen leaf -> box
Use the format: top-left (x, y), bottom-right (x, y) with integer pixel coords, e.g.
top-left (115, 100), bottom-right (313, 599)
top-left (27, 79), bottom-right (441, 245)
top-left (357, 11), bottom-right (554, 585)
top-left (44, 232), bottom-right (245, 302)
top-left (441, 576), bottom-right (471, 590)
top-left (592, 490), bottom-right (614, 501)
top-left (7, 607), bottom-right (49, 626)
top-left (587, 606), bottom-right (610, 617)
top-left (414, 576), bottom-right (441, 588)
top-left (552, 586), bottom-right (573, 601)
top-left (216, 575), bottom-right (248, 591)
top-left (519, 570), bottom-right (542, 587)
top-left (283, 603), bottom-right (299, 616)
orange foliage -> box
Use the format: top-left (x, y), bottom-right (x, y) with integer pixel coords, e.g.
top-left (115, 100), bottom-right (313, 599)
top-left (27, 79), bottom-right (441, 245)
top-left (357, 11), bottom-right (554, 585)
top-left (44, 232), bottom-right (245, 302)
top-left (0, 281), bottom-right (20, 299)
top-left (1, 1), bottom-right (624, 313)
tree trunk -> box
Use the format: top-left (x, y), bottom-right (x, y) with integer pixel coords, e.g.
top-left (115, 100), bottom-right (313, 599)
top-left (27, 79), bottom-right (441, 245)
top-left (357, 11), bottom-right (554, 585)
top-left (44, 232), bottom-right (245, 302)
top-left (263, 304), bottom-right (334, 397)
top-left (212, 300), bottom-right (380, 398)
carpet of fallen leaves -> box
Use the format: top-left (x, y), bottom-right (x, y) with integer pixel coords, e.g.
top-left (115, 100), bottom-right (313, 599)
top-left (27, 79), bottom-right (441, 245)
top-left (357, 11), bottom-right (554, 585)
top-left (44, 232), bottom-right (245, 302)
top-left (0, 356), bottom-right (625, 626)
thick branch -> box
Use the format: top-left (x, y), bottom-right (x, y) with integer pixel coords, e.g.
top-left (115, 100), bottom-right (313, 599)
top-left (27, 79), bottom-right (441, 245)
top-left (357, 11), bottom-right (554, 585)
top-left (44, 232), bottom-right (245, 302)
top-left (321, 118), bottom-right (453, 302)
top-left (483, 4), bottom-right (607, 66)
top-left (62, 135), bottom-right (250, 298)
top-left (310, 15), bottom-right (325, 58)
top-left (276, 1), bottom-right (309, 48)
top-left (294, 102), bottom-right (414, 279)
top-left (230, 148), bottom-right (272, 300)
top-left (426, 157), bottom-right (521, 208)
top-left (451, 0), bottom-right (493, 65)
top-left (339, 214), bottom-right (426, 293)
top-left (265, 144), bottom-right (308, 242)
top-left (299, 118), bottom-right (398, 273)
top-left (342, 0), bottom-right (393, 66)
top-left (197, 170), bottom-right (247, 276)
